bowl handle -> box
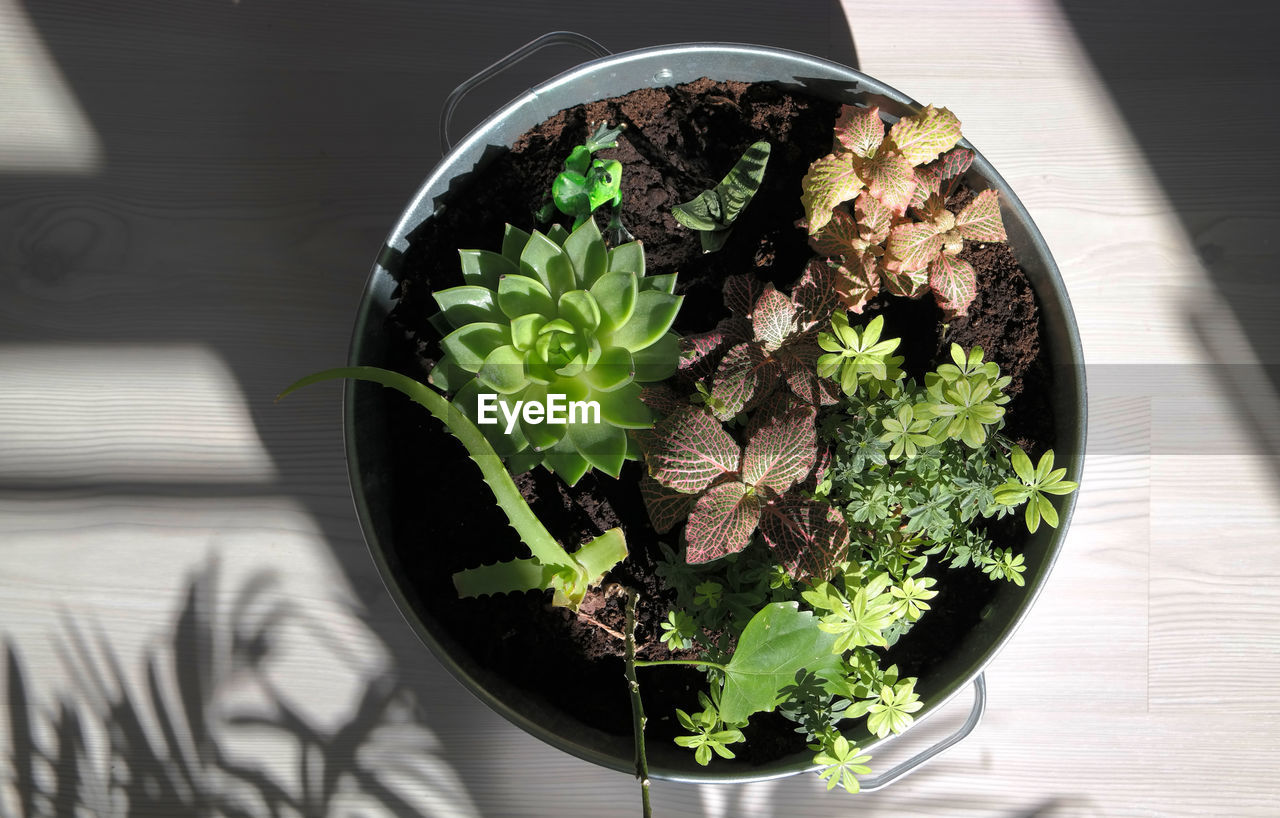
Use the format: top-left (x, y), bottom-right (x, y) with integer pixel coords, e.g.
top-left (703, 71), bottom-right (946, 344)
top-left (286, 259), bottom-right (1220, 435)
top-left (858, 673), bottom-right (987, 793)
top-left (439, 31), bottom-right (612, 153)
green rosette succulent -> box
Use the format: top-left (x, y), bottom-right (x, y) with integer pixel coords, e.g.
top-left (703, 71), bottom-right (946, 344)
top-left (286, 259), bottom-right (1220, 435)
top-left (428, 217), bottom-right (683, 486)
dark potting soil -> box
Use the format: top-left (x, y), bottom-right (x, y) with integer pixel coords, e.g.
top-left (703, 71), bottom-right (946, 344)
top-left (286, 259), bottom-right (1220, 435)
top-left (377, 79), bottom-right (1055, 764)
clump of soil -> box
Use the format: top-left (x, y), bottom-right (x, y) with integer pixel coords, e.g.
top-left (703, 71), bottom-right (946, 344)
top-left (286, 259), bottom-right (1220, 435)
top-left (375, 79), bottom-right (1054, 763)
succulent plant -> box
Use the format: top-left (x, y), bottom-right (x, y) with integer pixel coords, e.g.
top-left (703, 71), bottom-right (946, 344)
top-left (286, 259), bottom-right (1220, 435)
top-left (427, 217), bottom-right (683, 485)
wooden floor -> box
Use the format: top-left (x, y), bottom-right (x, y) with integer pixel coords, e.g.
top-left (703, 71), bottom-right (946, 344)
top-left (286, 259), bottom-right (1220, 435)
top-left (2, 1), bottom-right (1278, 815)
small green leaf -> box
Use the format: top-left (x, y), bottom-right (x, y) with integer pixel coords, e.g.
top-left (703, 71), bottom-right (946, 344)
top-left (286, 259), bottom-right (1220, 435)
top-left (497, 274), bottom-right (555, 320)
top-left (609, 290), bottom-right (683, 353)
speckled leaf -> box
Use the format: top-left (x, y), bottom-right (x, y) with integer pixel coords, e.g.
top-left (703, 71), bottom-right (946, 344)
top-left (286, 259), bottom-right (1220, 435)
top-left (759, 496), bottom-right (849, 581)
top-left (808, 207), bottom-right (863, 259)
top-left (724, 275), bottom-right (764, 319)
top-left (889, 105), bottom-right (962, 167)
top-left (861, 150), bottom-right (917, 215)
top-left (752, 285), bottom-right (797, 351)
top-left (887, 221), bottom-right (944, 272)
top-left (929, 254), bottom-right (977, 317)
top-left (646, 406), bottom-right (740, 493)
top-left (801, 152), bottom-right (864, 233)
top-left (833, 104), bottom-right (884, 159)
top-left (742, 405), bottom-right (817, 494)
top-left (640, 473), bottom-right (698, 534)
top-left (835, 251), bottom-right (881, 314)
top-left (955, 189), bottom-right (1007, 241)
top-left (685, 481), bottom-right (761, 564)
top-left (710, 342), bottom-right (780, 421)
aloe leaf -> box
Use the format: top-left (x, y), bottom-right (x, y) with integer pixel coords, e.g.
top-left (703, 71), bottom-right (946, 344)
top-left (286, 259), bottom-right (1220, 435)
top-left (439, 323), bottom-right (511, 372)
top-left (476, 344), bottom-right (529, 395)
top-left (501, 226), bottom-right (532, 265)
top-left (559, 289), bottom-right (602, 334)
top-left (567, 417), bottom-right (627, 478)
top-left (589, 272), bottom-right (638, 335)
top-left (521, 231), bottom-right (575, 298)
top-left (631, 331), bottom-right (680, 383)
top-left (563, 217), bottom-right (607, 285)
top-left (637, 273), bottom-right (676, 294)
top-left (497, 274), bottom-right (555, 321)
top-left (594, 382), bottom-right (653, 429)
top-left (608, 241), bottom-right (645, 276)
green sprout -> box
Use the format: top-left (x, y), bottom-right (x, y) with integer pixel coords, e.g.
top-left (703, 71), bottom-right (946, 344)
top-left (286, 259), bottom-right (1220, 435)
top-left (993, 446), bottom-right (1079, 533)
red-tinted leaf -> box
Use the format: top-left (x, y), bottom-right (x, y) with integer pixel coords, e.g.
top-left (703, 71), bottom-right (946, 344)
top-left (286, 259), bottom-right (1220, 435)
top-left (639, 383), bottom-right (686, 418)
top-left (835, 251), bottom-right (881, 313)
top-left (647, 406), bottom-right (741, 493)
top-left (685, 481), bottom-right (762, 563)
top-left (934, 147), bottom-right (974, 181)
top-left (723, 274), bottom-right (764, 319)
top-left (802, 445), bottom-right (832, 491)
top-left (801, 152), bottom-right (864, 233)
top-left (679, 316), bottom-right (750, 381)
top-left (854, 191), bottom-right (895, 245)
top-left (710, 342), bottom-right (780, 420)
top-left (777, 335), bottom-right (841, 406)
top-left (887, 221), bottom-right (943, 272)
top-left (791, 258), bottom-right (842, 325)
top-left (759, 495), bottom-right (849, 581)
top-left (955, 189), bottom-right (1006, 242)
top-left (744, 391), bottom-right (804, 438)
top-left (882, 265), bottom-right (930, 298)
top-left (742, 405), bottom-right (817, 494)
top-left (640, 473), bottom-right (698, 534)
top-left (860, 151), bottom-right (917, 215)
top-left (929, 254), bottom-right (977, 317)
top-left (751, 285), bottom-right (797, 351)
top-left (833, 104), bottom-right (884, 159)
top-left (808, 207), bottom-right (863, 259)
top-left (889, 105), bottom-right (962, 167)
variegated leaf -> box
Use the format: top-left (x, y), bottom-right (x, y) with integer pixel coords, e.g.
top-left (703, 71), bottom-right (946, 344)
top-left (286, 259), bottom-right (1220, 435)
top-left (801, 152), bottom-right (864, 233)
top-left (934, 147), bottom-right (974, 181)
top-left (638, 383), bottom-right (686, 418)
top-left (802, 445), bottom-right (832, 491)
top-left (861, 151), bottom-right (917, 215)
top-left (742, 405), bottom-right (818, 494)
top-left (710, 342), bottom-right (780, 421)
top-left (679, 316), bottom-right (750, 381)
top-left (744, 391), bottom-right (804, 438)
top-left (882, 265), bottom-right (930, 298)
top-left (833, 104), bottom-right (884, 159)
top-left (929, 254), bottom-right (978, 317)
top-left (955, 189), bottom-right (1007, 241)
top-left (751, 285), bottom-right (797, 351)
top-left (887, 221), bottom-right (944, 272)
top-left (640, 473), bottom-right (698, 534)
top-left (723, 274), bottom-right (764, 318)
top-left (791, 258), bottom-right (842, 326)
top-left (646, 406), bottom-right (741, 493)
top-left (685, 481), bottom-right (762, 563)
top-left (854, 191), bottom-right (895, 244)
top-left (777, 335), bottom-right (841, 406)
top-left (759, 495), bottom-right (849, 581)
top-left (889, 105), bottom-right (963, 167)
top-left (835, 250), bottom-right (881, 313)
top-left (808, 207), bottom-right (864, 259)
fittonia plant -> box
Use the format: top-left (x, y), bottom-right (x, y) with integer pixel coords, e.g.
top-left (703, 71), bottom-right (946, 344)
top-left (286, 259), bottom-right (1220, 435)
top-left (799, 104), bottom-right (1007, 316)
top-left (428, 217), bottom-right (683, 485)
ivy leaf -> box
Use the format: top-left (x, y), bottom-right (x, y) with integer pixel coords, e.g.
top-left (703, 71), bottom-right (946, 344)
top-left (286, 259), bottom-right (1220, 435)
top-left (955, 189), bottom-right (1007, 242)
top-left (929, 254), bottom-right (978, 317)
top-left (742, 405), bottom-right (818, 494)
top-left (889, 105), bottom-right (963, 167)
top-left (709, 342), bottom-right (780, 421)
top-left (685, 481), bottom-right (761, 563)
top-left (718, 602), bottom-right (843, 724)
top-left (759, 495), bottom-right (849, 581)
top-left (646, 406), bottom-right (741, 493)
top-left (833, 104), bottom-right (884, 158)
top-left (887, 222), bottom-right (944, 272)
top-left (751, 285), bottom-right (798, 351)
top-left (801, 152), bottom-right (865, 233)
top-left (860, 151), bottom-right (917, 215)
top-left (640, 473), bottom-right (698, 534)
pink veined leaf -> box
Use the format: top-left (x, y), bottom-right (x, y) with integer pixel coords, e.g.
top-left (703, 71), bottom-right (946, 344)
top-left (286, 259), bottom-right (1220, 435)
top-left (887, 221), bottom-right (944, 272)
top-left (801, 152), bottom-right (865, 233)
top-left (723, 274), bottom-right (764, 319)
top-left (640, 473), bottom-right (699, 534)
top-left (742, 405), bottom-right (818, 494)
top-left (854, 191), bottom-right (895, 244)
top-left (955, 189), bottom-right (1007, 242)
top-left (791, 258), bottom-right (843, 326)
top-left (801, 445), bottom-right (832, 491)
top-left (709, 342), bottom-right (780, 421)
top-left (929, 254), bottom-right (978, 317)
top-left (808, 207), bottom-right (864, 259)
top-left (888, 105), bottom-right (963, 167)
top-left (743, 391), bottom-right (804, 438)
top-left (776, 334), bottom-right (841, 406)
top-left (685, 481), bottom-right (762, 564)
top-left (679, 316), bottom-right (750, 381)
top-left (836, 250), bottom-right (881, 313)
top-left (638, 383), bottom-right (686, 418)
top-left (911, 166), bottom-right (943, 209)
top-left (833, 104), bottom-right (884, 159)
top-left (934, 147), bottom-right (975, 181)
top-left (646, 405), bottom-right (741, 493)
top-left (860, 151), bottom-right (917, 215)
top-left (882, 265), bottom-right (930, 299)
top-left (759, 495), bottom-right (849, 581)
top-left (751, 285), bottom-right (798, 351)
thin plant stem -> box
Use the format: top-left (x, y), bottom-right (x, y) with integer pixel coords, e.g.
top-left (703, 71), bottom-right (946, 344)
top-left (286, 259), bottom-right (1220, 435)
top-left (633, 658), bottom-right (727, 672)
top-left (624, 589), bottom-right (652, 818)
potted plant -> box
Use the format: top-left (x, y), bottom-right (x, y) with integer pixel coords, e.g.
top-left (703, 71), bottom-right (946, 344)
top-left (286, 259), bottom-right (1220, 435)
top-left (285, 38), bottom-right (1085, 811)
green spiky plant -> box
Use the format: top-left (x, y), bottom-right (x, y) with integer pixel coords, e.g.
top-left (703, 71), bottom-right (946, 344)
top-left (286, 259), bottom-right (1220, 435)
top-left (279, 367), bottom-right (626, 609)
top-left (672, 141), bottom-right (771, 253)
top-left (428, 217), bottom-right (683, 485)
